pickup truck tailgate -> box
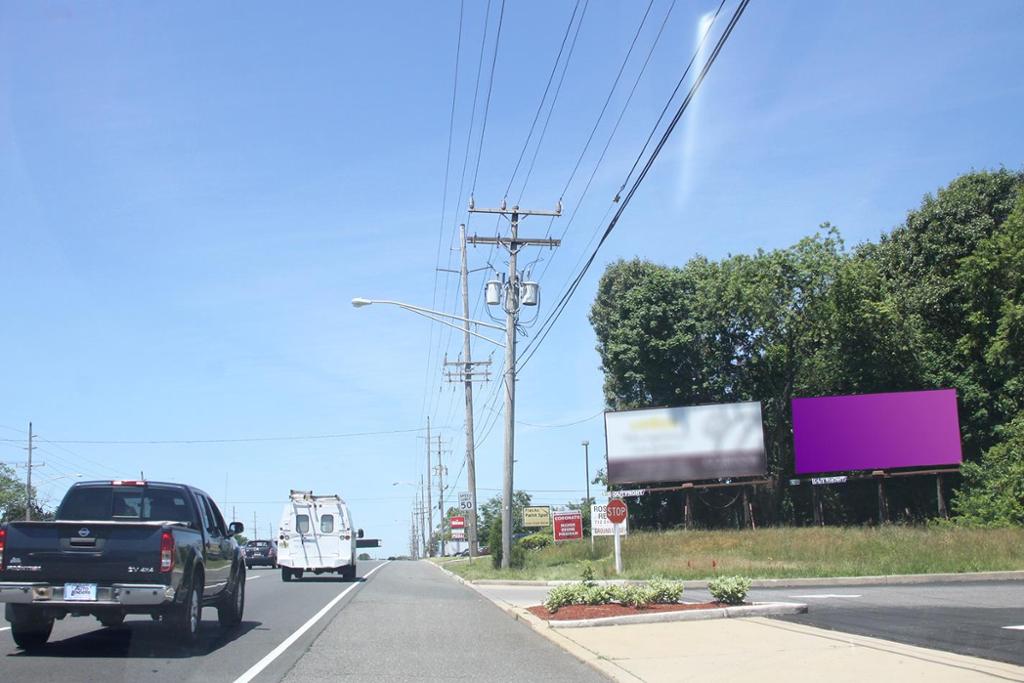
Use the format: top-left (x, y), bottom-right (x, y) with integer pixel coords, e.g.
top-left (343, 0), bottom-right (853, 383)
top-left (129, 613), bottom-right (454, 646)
top-left (1, 521), bottom-right (176, 584)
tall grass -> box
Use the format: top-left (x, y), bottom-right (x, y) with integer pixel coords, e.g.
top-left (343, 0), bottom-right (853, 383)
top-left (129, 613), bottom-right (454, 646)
top-left (445, 526), bottom-right (1024, 581)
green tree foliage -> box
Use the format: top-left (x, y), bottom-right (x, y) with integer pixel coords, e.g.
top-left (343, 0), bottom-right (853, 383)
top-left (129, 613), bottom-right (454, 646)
top-left (590, 169), bottom-right (1024, 526)
top-left (0, 464), bottom-right (48, 523)
top-left (477, 490), bottom-right (532, 544)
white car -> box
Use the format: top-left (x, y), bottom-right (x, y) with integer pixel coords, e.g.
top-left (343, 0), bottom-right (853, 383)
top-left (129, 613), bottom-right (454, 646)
top-left (277, 490), bottom-right (363, 581)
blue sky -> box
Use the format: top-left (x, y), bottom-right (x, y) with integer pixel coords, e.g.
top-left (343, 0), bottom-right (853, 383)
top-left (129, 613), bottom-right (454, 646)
top-left (2, 1), bottom-right (1022, 553)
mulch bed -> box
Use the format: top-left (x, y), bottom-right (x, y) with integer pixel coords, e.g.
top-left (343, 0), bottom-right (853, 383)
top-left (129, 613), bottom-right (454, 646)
top-left (528, 601), bottom-right (740, 621)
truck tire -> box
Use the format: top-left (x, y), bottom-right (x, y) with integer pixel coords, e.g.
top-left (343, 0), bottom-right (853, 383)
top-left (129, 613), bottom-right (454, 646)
top-left (218, 566), bottom-right (245, 627)
top-left (168, 578), bottom-right (202, 644)
top-left (281, 566), bottom-right (292, 582)
top-left (342, 564), bottom-right (356, 581)
top-left (8, 606), bottom-right (54, 650)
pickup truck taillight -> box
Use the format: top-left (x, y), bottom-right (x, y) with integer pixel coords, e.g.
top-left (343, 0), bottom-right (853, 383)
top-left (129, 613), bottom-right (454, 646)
top-left (159, 531), bottom-right (175, 572)
top-left (0, 528), bottom-right (6, 568)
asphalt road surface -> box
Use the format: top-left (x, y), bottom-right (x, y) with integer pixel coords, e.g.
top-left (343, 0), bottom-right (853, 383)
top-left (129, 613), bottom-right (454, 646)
top-left (477, 578), bottom-right (1024, 667)
top-left (1, 561), bottom-right (605, 682)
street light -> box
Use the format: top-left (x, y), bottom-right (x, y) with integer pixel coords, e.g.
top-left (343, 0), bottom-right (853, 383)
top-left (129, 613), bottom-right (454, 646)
top-left (355, 296), bottom-right (504, 563)
top-left (582, 441), bottom-right (592, 548)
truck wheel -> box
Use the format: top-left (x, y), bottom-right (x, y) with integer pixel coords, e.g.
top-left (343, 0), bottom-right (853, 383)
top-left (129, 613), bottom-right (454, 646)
top-left (169, 580), bottom-right (202, 644)
top-left (218, 566), bottom-right (245, 627)
top-left (342, 565), bottom-right (356, 581)
top-left (9, 607), bottom-right (54, 650)
top-left (294, 570), bottom-right (304, 580)
top-left (281, 566), bottom-right (292, 582)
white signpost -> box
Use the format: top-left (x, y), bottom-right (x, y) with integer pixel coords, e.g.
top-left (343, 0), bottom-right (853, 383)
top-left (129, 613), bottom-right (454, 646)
top-left (605, 499), bottom-right (628, 574)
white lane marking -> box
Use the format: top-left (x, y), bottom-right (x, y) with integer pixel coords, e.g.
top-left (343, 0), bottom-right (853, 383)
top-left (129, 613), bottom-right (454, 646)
top-left (788, 594), bottom-right (862, 599)
top-left (246, 574), bottom-right (262, 581)
top-left (0, 627), bottom-right (9, 632)
top-left (232, 561), bottom-right (390, 683)
top-left (1003, 625), bottom-right (1024, 630)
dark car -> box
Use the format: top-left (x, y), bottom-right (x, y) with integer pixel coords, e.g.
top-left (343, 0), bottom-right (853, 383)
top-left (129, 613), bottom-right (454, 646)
top-left (244, 539), bottom-right (277, 569)
top-left (0, 480), bottom-right (246, 649)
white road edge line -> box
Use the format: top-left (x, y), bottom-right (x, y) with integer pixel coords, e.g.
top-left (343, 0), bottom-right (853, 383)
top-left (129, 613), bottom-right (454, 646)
top-left (232, 561), bottom-right (390, 683)
top-left (246, 575), bottom-right (262, 581)
top-left (1002, 625), bottom-right (1024, 630)
top-left (0, 627), bottom-right (9, 632)
top-left (788, 594), bottom-right (862, 599)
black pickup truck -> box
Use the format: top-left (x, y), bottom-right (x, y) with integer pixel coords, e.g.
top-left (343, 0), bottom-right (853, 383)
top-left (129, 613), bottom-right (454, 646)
top-left (0, 480), bottom-right (246, 649)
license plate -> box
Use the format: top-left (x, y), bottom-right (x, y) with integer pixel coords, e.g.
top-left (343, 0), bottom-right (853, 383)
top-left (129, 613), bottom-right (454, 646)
top-left (63, 583), bottom-right (98, 601)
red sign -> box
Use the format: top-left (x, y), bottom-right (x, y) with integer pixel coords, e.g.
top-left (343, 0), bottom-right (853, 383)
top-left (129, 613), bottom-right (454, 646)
top-left (552, 511), bottom-right (583, 542)
top-left (450, 516), bottom-right (465, 530)
top-left (606, 499), bottom-right (628, 525)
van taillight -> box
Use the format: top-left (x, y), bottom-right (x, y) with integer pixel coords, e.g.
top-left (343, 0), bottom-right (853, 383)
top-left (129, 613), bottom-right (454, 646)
top-left (159, 531), bottom-right (175, 572)
top-left (0, 528), bottom-right (6, 568)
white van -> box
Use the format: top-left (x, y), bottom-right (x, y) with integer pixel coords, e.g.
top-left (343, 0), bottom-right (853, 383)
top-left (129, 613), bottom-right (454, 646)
top-left (277, 490), bottom-right (363, 581)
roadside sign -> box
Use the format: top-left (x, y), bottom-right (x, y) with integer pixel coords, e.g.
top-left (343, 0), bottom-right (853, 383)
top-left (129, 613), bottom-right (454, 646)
top-left (591, 503), bottom-right (629, 537)
top-left (606, 499), bottom-right (627, 524)
top-left (523, 506), bottom-right (552, 528)
top-left (451, 528), bottom-right (465, 541)
top-left (450, 516), bottom-right (465, 530)
top-left (552, 511), bottom-right (583, 542)
top-left (459, 491), bottom-right (474, 512)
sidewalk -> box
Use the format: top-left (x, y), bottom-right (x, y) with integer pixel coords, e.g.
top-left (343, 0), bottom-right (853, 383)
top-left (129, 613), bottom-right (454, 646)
top-left (444, 567), bottom-right (1024, 682)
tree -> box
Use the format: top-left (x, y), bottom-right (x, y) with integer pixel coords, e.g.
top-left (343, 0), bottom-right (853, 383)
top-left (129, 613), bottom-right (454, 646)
top-left (476, 490), bottom-right (532, 545)
top-left (0, 464), bottom-right (48, 522)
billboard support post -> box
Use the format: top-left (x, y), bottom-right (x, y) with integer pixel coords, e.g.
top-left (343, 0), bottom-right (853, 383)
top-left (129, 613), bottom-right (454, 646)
top-left (742, 488), bottom-right (751, 530)
top-left (874, 472), bottom-right (889, 524)
top-left (683, 487), bottom-right (693, 530)
top-left (936, 475), bottom-right (948, 519)
top-left (811, 486), bottom-right (822, 526)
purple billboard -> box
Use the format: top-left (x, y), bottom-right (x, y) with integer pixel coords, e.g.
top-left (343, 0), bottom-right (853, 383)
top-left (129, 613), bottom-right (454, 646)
top-left (792, 389), bottom-right (963, 475)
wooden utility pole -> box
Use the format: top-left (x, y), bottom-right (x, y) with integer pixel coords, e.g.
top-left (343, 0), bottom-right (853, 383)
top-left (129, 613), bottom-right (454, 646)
top-left (468, 201), bottom-right (561, 569)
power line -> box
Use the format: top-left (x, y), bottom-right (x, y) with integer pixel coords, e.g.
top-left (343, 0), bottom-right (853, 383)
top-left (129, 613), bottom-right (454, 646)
top-left (502, 0), bottom-right (583, 199)
top-left (0, 426), bottom-right (429, 445)
top-left (468, 0), bottom-right (507, 196)
top-left (518, 0), bottom-right (750, 372)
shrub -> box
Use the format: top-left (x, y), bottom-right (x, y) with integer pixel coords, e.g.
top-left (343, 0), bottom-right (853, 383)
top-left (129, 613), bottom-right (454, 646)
top-left (520, 532), bottom-right (553, 550)
top-left (488, 519), bottom-right (526, 569)
top-left (647, 577), bottom-right (684, 604)
top-left (708, 576), bottom-right (751, 605)
top-left (544, 583), bottom-right (589, 613)
top-left (611, 584), bottom-right (657, 608)
top-left (580, 561), bottom-right (597, 586)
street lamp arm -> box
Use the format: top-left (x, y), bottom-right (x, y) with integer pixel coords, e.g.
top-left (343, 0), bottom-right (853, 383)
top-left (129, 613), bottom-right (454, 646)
top-left (400, 307), bottom-right (505, 348)
top-left (352, 298), bottom-right (505, 332)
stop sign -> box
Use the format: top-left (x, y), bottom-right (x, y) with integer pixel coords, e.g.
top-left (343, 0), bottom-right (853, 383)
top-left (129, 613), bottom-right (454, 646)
top-left (606, 499), bottom-right (627, 524)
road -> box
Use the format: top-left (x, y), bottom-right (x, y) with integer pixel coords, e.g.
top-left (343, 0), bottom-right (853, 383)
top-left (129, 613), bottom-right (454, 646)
top-left (1, 561), bottom-right (605, 682)
top-left (477, 579), bottom-right (1024, 667)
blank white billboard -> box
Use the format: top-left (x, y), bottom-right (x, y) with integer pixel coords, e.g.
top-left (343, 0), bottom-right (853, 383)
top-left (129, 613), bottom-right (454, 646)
top-left (605, 402), bottom-right (767, 485)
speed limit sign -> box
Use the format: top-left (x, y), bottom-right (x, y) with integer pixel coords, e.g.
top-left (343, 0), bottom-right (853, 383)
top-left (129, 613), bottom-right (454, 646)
top-left (459, 491), bottom-right (473, 512)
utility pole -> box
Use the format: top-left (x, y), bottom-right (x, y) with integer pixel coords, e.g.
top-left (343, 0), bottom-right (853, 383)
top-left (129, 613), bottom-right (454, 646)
top-left (253, 511), bottom-right (257, 540)
top-left (420, 474), bottom-right (428, 556)
top-left (425, 417), bottom-right (433, 557)
top-left (469, 200), bottom-right (561, 569)
top-left (25, 422), bottom-right (35, 521)
top-left (440, 224), bottom-right (492, 559)
top-left (436, 435), bottom-right (447, 557)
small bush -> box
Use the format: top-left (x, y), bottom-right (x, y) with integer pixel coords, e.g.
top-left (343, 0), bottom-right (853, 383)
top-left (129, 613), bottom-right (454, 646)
top-left (580, 561), bottom-right (597, 586)
top-left (611, 584), bottom-right (657, 608)
top-left (520, 532), bottom-right (553, 550)
top-left (488, 519), bottom-right (526, 569)
top-left (708, 576), bottom-right (751, 605)
top-left (647, 577), bottom-right (684, 604)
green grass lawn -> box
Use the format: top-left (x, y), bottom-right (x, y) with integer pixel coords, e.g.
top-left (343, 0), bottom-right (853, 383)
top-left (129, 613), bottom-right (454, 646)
top-left (440, 526), bottom-right (1024, 581)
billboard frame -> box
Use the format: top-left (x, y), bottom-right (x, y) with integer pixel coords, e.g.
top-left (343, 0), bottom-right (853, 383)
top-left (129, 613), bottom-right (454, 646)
top-left (603, 401), bottom-right (769, 487)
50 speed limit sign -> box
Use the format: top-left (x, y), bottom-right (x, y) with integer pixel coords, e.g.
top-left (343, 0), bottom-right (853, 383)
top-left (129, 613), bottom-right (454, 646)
top-left (459, 491), bottom-right (474, 512)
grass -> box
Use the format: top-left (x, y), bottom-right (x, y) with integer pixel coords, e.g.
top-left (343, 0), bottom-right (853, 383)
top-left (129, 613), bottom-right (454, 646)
top-left (440, 526), bottom-right (1024, 582)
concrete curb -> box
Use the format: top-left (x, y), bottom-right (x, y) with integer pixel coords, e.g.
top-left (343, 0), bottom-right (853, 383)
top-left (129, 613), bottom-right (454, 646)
top-left (545, 601), bottom-right (808, 629)
top-left (469, 569), bottom-right (1024, 589)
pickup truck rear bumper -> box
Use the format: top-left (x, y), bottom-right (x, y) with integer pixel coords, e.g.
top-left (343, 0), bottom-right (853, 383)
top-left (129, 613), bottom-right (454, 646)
top-left (0, 582), bottom-right (176, 607)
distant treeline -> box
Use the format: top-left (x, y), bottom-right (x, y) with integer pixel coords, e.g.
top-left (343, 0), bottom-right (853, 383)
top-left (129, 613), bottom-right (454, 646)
top-left (590, 169), bottom-right (1024, 527)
